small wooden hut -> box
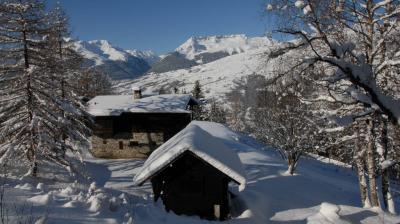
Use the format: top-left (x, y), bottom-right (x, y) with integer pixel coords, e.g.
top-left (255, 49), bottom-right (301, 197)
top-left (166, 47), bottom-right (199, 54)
top-left (133, 122), bottom-right (246, 220)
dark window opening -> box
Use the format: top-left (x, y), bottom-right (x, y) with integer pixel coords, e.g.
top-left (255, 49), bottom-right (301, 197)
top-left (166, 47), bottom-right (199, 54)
top-left (119, 141), bottom-right (124, 149)
top-left (129, 141), bottom-right (138, 147)
top-left (103, 139), bottom-right (107, 144)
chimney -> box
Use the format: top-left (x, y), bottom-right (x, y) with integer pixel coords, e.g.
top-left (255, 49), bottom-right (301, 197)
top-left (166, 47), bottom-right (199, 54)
top-left (132, 86), bottom-right (142, 100)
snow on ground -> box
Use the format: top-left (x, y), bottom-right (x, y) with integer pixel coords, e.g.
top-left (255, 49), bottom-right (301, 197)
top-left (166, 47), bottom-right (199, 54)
top-left (1, 122), bottom-right (399, 223)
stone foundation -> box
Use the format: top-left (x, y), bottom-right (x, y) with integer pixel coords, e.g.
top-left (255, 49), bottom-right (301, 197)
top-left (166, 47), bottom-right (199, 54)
top-left (91, 132), bottom-right (163, 159)
top-left (90, 113), bottom-right (192, 159)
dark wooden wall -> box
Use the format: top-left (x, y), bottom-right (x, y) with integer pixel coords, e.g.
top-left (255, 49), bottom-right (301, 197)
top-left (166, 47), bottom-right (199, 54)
top-left (151, 151), bottom-right (231, 220)
top-left (94, 112), bottom-right (191, 138)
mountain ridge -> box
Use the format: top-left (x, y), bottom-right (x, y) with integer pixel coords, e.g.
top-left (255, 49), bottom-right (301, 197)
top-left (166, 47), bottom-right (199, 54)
top-left (74, 34), bottom-right (274, 83)
top-left (73, 40), bottom-right (155, 80)
top-left (175, 34), bottom-right (273, 61)
top-left (146, 34), bottom-right (273, 74)
top-left (114, 40), bottom-right (277, 100)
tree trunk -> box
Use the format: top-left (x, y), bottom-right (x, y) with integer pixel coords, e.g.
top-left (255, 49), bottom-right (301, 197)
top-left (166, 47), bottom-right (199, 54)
top-left (366, 119), bottom-right (380, 207)
top-left (23, 28), bottom-right (37, 178)
top-left (287, 160), bottom-right (295, 175)
top-left (287, 152), bottom-right (298, 175)
top-left (380, 117), bottom-right (396, 214)
top-left (357, 159), bottom-right (370, 207)
top-left (382, 170), bottom-right (396, 214)
top-left (31, 161), bottom-right (38, 177)
top-left (355, 128), bottom-right (370, 207)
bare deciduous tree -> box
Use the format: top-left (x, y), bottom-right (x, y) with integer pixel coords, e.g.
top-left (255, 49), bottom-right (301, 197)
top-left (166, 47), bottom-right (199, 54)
top-left (265, 0), bottom-right (400, 211)
top-left (75, 67), bottom-right (113, 100)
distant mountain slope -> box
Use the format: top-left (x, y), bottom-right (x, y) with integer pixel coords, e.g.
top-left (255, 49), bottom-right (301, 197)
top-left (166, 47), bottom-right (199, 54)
top-left (125, 49), bottom-right (160, 66)
top-left (176, 34), bottom-right (272, 61)
top-left (146, 34), bottom-right (273, 74)
top-left (73, 35), bottom-right (273, 80)
top-left (115, 43), bottom-right (277, 100)
top-left (74, 40), bottom-right (152, 80)
top-left (146, 52), bottom-right (198, 74)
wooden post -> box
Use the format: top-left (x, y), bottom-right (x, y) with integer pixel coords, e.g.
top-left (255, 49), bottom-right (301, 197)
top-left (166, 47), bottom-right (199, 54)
top-left (214, 204), bottom-right (220, 220)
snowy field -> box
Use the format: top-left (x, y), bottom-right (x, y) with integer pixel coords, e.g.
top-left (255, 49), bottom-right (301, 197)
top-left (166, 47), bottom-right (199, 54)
top-left (1, 122), bottom-right (399, 224)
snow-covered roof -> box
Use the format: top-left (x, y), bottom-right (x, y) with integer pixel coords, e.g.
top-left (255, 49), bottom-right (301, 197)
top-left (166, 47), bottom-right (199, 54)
top-left (86, 94), bottom-right (197, 116)
top-left (133, 122), bottom-right (246, 191)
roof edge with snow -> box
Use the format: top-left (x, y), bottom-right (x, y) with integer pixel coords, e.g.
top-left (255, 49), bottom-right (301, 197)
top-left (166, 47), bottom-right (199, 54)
top-left (133, 123), bottom-right (246, 191)
top-left (86, 94), bottom-right (199, 116)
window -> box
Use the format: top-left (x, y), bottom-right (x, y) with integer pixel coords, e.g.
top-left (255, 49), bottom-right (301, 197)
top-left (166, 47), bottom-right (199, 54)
top-left (129, 141), bottom-right (138, 147)
top-left (119, 141), bottom-right (124, 149)
top-left (103, 139), bottom-right (107, 144)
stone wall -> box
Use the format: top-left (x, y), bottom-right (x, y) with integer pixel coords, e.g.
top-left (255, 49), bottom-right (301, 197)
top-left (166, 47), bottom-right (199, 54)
top-left (90, 113), bottom-right (191, 159)
top-left (91, 134), bottom-right (162, 159)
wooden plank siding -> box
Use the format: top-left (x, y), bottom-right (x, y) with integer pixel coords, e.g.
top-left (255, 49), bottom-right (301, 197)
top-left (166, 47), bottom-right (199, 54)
top-left (151, 151), bottom-right (231, 220)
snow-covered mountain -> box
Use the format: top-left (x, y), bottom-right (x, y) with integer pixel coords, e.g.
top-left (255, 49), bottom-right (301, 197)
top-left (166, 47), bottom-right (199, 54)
top-left (74, 35), bottom-right (273, 81)
top-left (125, 49), bottom-right (160, 66)
top-left (176, 34), bottom-right (273, 61)
top-left (146, 34), bottom-right (273, 74)
top-left (115, 36), bottom-right (279, 100)
top-left (74, 40), bottom-right (152, 80)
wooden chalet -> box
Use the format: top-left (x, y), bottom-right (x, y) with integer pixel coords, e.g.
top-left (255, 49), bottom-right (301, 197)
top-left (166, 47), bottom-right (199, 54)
top-left (133, 122), bottom-right (246, 220)
top-left (86, 87), bottom-right (198, 159)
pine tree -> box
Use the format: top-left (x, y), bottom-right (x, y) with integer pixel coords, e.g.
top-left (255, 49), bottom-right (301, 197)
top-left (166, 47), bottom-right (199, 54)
top-left (47, 5), bottom-right (91, 163)
top-left (191, 80), bottom-right (204, 100)
top-left (0, 0), bottom-right (90, 176)
top-left (0, 0), bottom-right (52, 176)
top-left (191, 80), bottom-right (206, 120)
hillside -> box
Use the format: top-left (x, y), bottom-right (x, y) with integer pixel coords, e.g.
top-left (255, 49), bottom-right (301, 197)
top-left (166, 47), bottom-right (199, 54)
top-left (146, 52), bottom-right (198, 74)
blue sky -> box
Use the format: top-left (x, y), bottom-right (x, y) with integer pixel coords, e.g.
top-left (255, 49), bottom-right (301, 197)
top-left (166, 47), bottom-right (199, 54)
top-left (47, 0), bottom-right (270, 54)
